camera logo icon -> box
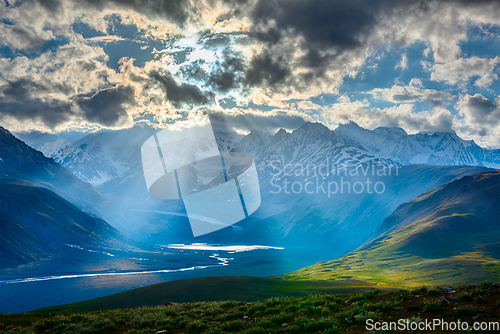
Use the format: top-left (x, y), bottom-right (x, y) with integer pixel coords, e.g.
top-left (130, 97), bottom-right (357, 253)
top-left (141, 115), bottom-right (261, 237)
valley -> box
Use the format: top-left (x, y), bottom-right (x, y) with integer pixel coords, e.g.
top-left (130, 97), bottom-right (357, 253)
top-left (1, 124), bottom-right (499, 315)
top-left (2, 2), bottom-right (500, 332)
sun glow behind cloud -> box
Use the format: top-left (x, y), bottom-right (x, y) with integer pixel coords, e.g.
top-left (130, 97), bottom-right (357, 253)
top-left (0, 0), bottom-right (499, 147)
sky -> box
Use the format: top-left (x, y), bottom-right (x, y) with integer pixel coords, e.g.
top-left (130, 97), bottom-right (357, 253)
top-left (0, 0), bottom-right (499, 148)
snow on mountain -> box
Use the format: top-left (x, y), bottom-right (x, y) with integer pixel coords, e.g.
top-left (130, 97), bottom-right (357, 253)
top-left (96, 130), bottom-right (244, 206)
top-left (232, 130), bottom-right (273, 159)
top-left (214, 131), bottom-right (243, 152)
top-left (484, 149), bottom-right (500, 168)
top-left (16, 123), bottom-right (159, 187)
top-left (15, 121), bottom-right (499, 198)
top-left (36, 138), bottom-right (72, 160)
top-left (335, 121), bottom-right (496, 167)
top-left (33, 138), bottom-right (121, 186)
top-left (234, 122), bottom-right (401, 183)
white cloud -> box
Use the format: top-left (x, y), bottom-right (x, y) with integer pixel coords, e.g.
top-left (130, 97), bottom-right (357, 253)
top-left (313, 94), bottom-right (500, 148)
top-left (1, 43), bottom-right (113, 93)
top-left (241, 0), bottom-right (500, 103)
top-left (454, 94), bottom-right (500, 146)
top-left (395, 53), bottom-right (408, 70)
top-left (373, 1), bottom-right (468, 63)
top-left (429, 56), bottom-right (500, 88)
top-left (369, 78), bottom-right (453, 106)
top-left (0, 0), bottom-right (499, 148)
top-left (317, 97), bottom-right (454, 134)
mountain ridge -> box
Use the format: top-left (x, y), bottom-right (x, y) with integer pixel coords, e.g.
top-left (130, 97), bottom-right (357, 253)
top-left (0, 126), bottom-right (147, 235)
top-left (0, 211), bottom-right (57, 268)
top-left (284, 170), bottom-right (500, 285)
top-left (0, 178), bottom-right (135, 268)
top-left (13, 121), bottom-right (500, 193)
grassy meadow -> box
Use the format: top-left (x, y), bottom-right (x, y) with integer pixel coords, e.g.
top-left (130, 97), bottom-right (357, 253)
top-left (1, 282), bottom-right (499, 333)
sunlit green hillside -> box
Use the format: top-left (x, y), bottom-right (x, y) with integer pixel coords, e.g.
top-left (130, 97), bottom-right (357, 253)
top-left (284, 171), bottom-right (500, 286)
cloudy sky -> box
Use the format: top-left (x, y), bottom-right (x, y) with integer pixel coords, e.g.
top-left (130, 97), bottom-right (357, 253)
top-left (1, 0), bottom-right (499, 147)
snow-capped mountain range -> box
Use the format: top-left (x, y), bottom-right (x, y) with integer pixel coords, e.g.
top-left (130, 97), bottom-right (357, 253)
top-left (35, 138), bottom-right (125, 185)
top-left (8, 123), bottom-right (494, 251)
top-left (16, 121), bottom-right (500, 192)
top-left (17, 123), bottom-right (157, 186)
top-left (234, 122), bottom-right (499, 177)
top-left (234, 122), bottom-right (400, 180)
top-left (335, 121), bottom-right (496, 167)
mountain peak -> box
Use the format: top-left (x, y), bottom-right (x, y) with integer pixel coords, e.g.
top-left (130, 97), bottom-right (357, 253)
top-left (416, 130), bottom-right (457, 136)
top-left (373, 126), bottom-right (408, 137)
top-left (292, 122), bottom-right (335, 142)
top-left (338, 121), bottom-right (362, 129)
top-left (298, 121), bottom-right (329, 130)
top-left (247, 130), bottom-right (268, 138)
top-left (0, 126), bottom-right (11, 135)
top-left (275, 128), bottom-right (289, 138)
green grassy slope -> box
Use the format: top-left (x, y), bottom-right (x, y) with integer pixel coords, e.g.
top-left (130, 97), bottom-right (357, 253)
top-left (2, 283), bottom-right (499, 334)
top-left (0, 212), bottom-right (57, 268)
top-left (37, 276), bottom-right (390, 314)
top-left (284, 171), bottom-right (500, 286)
top-left (0, 178), bottom-right (137, 268)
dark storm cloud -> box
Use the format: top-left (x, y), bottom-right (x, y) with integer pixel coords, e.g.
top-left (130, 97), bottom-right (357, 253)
top-left (464, 95), bottom-right (498, 119)
top-left (249, 0), bottom-right (386, 70)
top-left (244, 51), bottom-right (290, 88)
top-left (208, 68), bottom-right (238, 92)
top-left (208, 111), bottom-right (308, 133)
top-left (459, 94), bottom-right (500, 126)
top-left (149, 70), bottom-right (215, 107)
top-left (0, 78), bottom-right (73, 128)
top-left (218, 0), bottom-right (379, 92)
top-left (37, 0), bottom-right (192, 27)
top-left (1, 78), bottom-right (73, 99)
top-left (251, 0), bottom-right (377, 49)
top-left (244, 0), bottom-right (499, 78)
top-left (0, 100), bottom-right (73, 128)
top-left (0, 80), bottom-right (134, 128)
top-left (207, 50), bottom-right (246, 93)
top-left (240, 0), bottom-right (406, 90)
top-left (76, 86), bottom-right (134, 126)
